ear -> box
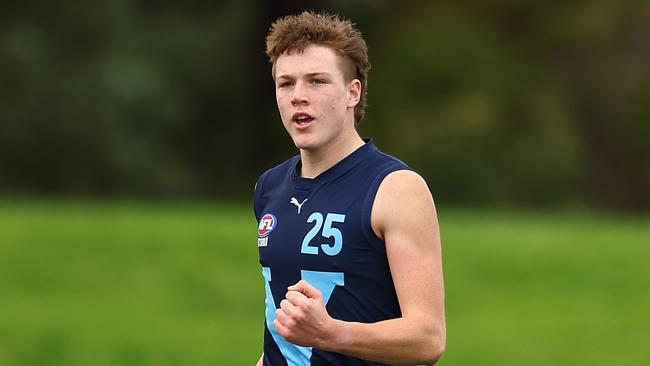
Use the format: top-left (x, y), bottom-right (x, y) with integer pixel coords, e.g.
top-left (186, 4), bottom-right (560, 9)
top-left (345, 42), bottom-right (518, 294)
top-left (347, 79), bottom-right (362, 108)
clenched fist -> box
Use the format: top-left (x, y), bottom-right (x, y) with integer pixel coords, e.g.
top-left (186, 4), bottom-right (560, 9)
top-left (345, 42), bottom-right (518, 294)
top-left (273, 279), bottom-right (339, 349)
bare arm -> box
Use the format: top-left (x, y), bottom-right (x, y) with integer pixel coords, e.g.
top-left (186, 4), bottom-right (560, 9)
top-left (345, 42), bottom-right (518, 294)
top-left (274, 170), bottom-right (446, 365)
top-left (256, 353), bottom-right (263, 366)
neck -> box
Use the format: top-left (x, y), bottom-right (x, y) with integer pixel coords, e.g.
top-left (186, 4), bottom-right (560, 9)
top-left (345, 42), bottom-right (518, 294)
top-left (299, 129), bottom-right (365, 179)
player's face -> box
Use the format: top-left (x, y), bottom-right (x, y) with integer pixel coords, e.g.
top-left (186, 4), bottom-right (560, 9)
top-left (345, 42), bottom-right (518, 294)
top-left (274, 44), bottom-right (360, 152)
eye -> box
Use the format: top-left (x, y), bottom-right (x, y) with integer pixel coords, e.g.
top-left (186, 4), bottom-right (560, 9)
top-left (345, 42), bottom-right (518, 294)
top-left (277, 81), bottom-right (293, 88)
top-left (311, 79), bottom-right (327, 85)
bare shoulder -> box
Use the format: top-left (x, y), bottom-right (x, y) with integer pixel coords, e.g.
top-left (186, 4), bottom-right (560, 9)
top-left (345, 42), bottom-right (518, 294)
top-left (371, 170), bottom-right (438, 241)
top-left (377, 170), bottom-right (432, 198)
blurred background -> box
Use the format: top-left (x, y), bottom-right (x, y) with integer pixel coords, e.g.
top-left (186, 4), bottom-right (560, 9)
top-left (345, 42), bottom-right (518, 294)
top-left (1, 0), bottom-right (649, 365)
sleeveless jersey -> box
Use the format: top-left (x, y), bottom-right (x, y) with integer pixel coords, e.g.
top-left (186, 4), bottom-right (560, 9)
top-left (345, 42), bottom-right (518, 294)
top-left (253, 140), bottom-right (411, 366)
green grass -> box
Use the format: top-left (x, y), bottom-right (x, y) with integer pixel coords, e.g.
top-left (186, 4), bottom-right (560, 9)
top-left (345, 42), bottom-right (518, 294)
top-left (0, 201), bottom-right (648, 365)
top-left (441, 210), bottom-right (650, 366)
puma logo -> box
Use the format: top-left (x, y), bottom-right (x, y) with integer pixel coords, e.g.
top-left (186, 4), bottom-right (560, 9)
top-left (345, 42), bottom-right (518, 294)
top-left (290, 197), bottom-right (308, 214)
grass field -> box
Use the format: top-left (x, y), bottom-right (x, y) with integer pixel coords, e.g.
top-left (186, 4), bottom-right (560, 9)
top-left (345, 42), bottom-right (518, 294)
top-left (0, 201), bottom-right (648, 365)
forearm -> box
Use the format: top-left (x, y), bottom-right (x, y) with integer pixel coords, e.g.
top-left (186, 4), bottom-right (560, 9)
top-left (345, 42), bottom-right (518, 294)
top-left (256, 353), bottom-right (263, 366)
top-left (323, 315), bottom-right (445, 366)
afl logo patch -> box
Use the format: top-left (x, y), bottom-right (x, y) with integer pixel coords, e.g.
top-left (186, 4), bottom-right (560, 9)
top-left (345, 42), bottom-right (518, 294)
top-left (258, 213), bottom-right (277, 238)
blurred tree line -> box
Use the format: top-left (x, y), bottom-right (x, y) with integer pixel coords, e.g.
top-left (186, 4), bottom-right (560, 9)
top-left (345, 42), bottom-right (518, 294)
top-left (1, 0), bottom-right (648, 211)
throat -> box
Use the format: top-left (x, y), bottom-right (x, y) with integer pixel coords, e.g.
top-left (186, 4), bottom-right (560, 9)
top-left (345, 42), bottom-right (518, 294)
top-left (299, 134), bottom-right (365, 178)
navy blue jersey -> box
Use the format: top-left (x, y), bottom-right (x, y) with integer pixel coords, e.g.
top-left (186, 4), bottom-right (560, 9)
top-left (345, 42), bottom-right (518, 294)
top-left (253, 140), bottom-right (411, 366)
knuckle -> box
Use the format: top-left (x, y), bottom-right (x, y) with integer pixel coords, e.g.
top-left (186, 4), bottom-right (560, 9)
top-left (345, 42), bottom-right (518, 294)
top-left (292, 309), bottom-right (305, 321)
top-left (275, 309), bottom-right (284, 320)
top-left (283, 331), bottom-right (294, 342)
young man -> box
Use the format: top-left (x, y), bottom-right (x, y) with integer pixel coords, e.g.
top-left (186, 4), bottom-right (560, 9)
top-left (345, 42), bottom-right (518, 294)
top-left (254, 11), bottom-right (445, 366)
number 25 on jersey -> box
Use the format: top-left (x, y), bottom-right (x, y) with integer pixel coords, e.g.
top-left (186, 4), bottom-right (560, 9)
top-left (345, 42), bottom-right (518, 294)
top-left (301, 212), bottom-right (345, 256)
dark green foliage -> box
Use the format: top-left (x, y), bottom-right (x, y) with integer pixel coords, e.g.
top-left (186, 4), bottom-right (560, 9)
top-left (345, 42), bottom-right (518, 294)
top-left (1, 1), bottom-right (648, 210)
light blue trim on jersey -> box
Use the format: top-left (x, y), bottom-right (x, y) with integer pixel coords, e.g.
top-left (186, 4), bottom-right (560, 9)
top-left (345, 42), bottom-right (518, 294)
top-left (262, 267), bottom-right (310, 365)
top-left (262, 267), bottom-right (345, 366)
top-left (300, 270), bottom-right (344, 304)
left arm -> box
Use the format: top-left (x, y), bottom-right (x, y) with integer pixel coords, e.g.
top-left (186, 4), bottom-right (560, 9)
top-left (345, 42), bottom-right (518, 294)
top-left (274, 170), bottom-right (446, 365)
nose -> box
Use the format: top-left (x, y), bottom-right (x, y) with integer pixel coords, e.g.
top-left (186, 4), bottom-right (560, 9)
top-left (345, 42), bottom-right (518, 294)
top-left (291, 81), bottom-right (308, 106)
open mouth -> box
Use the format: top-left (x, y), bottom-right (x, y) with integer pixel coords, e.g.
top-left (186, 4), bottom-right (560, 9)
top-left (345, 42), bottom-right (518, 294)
top-left (292, 113), bottom-right (314, 126)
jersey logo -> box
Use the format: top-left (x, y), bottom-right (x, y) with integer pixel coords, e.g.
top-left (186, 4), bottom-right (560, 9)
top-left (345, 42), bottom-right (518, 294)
top-left (258, 213), bottom-right (277, 238)
top-left (290, 197), bottom-right (308, 214)
top-left (257, 213), bottom-right (277, 248)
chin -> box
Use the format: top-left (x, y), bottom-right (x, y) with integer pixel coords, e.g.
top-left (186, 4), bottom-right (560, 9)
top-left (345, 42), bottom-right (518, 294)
top-left (291, 135), bottom-right (319, 151)
top-left (293, 141), bottom-right (316, 151)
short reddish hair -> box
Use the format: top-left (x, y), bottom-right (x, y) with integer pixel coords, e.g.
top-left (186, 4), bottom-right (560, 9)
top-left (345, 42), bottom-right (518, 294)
top-left (265, 11), bottom-right (370, 124)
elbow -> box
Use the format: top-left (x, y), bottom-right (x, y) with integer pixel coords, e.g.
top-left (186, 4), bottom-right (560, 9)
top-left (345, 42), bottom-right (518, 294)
top-left (399, 338), bottom-right (444, 366)
top-left (417, 341), bottom-right (444, 365)
top-left (426, 340), bottom-right (446, 365)
top-left (395, 323), bottom-right (446, 366)
top-left (393, 315), bottom-right (446, 365)
top-left (418, 324), bottom-right (446, 365)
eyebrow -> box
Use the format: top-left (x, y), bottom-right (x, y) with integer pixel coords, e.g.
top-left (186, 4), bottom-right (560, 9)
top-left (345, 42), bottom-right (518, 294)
top-left (275, 72), bottom-right (332, 80)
